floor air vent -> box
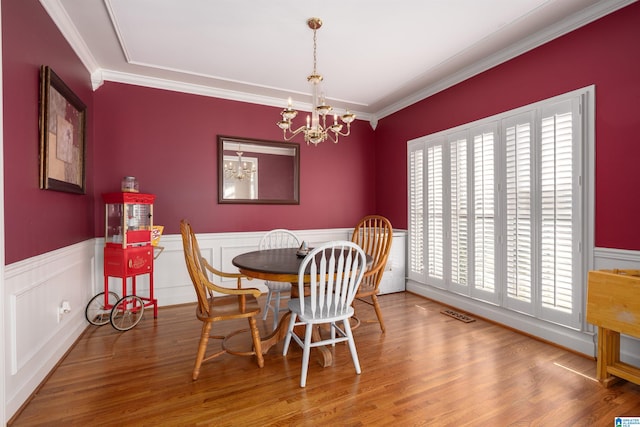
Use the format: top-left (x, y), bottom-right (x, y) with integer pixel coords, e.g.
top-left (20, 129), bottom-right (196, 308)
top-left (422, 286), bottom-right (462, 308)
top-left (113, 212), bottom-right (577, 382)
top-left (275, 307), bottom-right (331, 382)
top-left (440, 309), bottom-right (475, 323)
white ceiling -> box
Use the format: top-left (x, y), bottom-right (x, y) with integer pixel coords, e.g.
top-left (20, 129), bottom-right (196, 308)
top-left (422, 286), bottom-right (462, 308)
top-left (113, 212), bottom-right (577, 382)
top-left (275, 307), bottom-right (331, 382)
top-left (42, 0), bottom-right (634, 124)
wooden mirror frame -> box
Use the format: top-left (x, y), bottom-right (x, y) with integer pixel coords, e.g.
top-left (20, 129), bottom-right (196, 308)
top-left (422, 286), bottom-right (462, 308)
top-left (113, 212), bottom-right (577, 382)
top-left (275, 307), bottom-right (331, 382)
top-left (217, 135), bottom-right (300, 205)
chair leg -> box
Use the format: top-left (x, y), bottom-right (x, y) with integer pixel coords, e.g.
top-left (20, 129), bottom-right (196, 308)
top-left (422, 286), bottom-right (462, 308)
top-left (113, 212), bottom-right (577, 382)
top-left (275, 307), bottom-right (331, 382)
top-left (371, 294), bottom-right (386, 333)
top-left (330, 322), bottom-right (336, 346)
top-left (343, 318), bottom-right (361, 374)
top-left (272, 290), bottom-right (281, 331)
top-left (248, 316), bottom-right (264, 368)
top-left (193, 321), bottom-right (212, 380)
top-left (282, 313), bottom-right (297, 355)
top-left (262, 289), bottom-right (273, 321)
top-left (300, 323), bottom-right (314, 387)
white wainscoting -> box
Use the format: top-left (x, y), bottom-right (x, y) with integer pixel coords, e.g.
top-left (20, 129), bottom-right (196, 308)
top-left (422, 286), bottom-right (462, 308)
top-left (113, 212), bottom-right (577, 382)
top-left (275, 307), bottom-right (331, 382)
top-left (407, 247), bottom-right (640, 366)
top-left (4, 240), bottom-right (96, 419)
top-left (8, 231), bottom-right (636, 420)
top-left (378, 230), bottom-right (407, 295)
top-left (3, 227), bottom-right (356, 419)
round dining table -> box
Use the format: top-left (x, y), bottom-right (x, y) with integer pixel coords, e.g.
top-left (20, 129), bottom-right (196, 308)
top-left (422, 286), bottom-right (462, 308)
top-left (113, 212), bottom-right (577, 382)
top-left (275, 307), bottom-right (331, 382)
top-left (232, 247), bottom-right (371, 368)
top-left (233, 247), bottom-right (308, 283)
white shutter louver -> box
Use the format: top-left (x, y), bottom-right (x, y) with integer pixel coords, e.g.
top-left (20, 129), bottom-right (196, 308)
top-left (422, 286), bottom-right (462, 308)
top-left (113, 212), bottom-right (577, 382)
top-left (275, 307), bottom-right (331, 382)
top-left (427, 144), bottom-right (443, 279)
top-left (408, 146), bottom-right (424, 277)
top-left (505, 120), bottom-right (532, 303)
top-left (540, 109), bottom-right (573, 313)
top-left (450, 137), bottom-right (468, 286)
top-left (473, 130), bottom-right (495, 293)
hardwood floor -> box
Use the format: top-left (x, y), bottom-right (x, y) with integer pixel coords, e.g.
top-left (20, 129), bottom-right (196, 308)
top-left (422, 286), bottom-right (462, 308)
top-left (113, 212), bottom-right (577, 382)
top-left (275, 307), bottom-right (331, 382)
top-left (9, 292), bottom-right (640, 426)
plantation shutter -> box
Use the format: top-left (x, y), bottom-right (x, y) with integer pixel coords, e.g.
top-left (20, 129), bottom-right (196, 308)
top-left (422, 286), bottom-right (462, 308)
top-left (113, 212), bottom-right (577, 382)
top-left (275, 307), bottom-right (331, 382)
top-left (539, 98), bottom-right (581, 326)
top-left (406, 87), bottom-right (588, 331)
top-left (449, 134), bottom-right (468, 289)
top-left (427, 143), bottom-right (444, 280)
top-left (504, 112), bottom-right (534, 314)
top-left (471, 124), bottom-right (497, 300)
top-left (407, 141), bottom-right (425, 281)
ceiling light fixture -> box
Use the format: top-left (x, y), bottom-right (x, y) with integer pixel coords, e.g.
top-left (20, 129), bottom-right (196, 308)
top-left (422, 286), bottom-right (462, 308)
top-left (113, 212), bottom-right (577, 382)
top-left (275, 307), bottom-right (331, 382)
top-left (277, 18), bottom-right (355, 146)
top-left (224, 148), bottom-right (255, 181)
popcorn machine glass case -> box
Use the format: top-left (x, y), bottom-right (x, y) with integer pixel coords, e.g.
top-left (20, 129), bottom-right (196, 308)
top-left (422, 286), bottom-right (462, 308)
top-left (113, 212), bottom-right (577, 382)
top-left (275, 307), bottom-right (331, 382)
top-left (104, 192), bottom-right (155, 247)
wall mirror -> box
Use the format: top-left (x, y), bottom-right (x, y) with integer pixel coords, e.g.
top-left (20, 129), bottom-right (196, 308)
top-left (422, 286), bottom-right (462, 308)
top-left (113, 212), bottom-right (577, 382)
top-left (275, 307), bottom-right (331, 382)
top-left (218, 135), bottom-right (300, 204)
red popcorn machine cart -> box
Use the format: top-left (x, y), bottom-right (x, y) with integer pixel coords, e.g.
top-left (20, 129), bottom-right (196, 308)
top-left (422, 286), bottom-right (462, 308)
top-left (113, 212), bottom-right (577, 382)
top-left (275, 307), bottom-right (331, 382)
top-left (84, 191), bottom-right (161, 331)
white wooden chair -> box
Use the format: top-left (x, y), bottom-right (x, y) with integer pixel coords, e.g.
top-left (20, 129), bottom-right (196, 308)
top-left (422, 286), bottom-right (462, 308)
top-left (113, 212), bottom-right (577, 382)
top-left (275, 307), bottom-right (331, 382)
top-left (282, 241), bottom-right (367, 387)
top-left (259, 229), bottom-right (301, 330)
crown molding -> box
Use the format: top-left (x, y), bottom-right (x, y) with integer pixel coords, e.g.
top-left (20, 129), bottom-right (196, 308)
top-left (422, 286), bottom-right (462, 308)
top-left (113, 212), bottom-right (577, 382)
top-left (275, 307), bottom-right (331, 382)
top-left (39, 0), bottom-right (100, 74)
top-left (372, 0), bottom-right (637, 122)
top-left (41, 0), bottom-right (631, 127)
top-left (97, 69), bottom-right (373, 122)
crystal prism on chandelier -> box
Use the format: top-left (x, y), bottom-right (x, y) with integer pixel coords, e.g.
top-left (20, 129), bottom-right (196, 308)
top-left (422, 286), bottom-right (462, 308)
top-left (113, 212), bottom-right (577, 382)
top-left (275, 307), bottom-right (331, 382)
top-left (277, 18), bottom-right (355, 146)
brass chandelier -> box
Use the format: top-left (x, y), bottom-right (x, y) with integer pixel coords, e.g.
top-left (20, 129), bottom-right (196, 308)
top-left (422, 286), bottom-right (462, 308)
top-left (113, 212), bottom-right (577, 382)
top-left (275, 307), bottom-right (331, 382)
top-left (277, 18), bottom-right (355, 146)
top-left (224, 148), bottom-right (255, 181)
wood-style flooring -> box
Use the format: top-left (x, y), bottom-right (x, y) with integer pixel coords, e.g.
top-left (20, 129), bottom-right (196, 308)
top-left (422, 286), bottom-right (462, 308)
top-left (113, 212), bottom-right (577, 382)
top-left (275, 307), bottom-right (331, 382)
top-left (9, 292), bottom-right (640, 426)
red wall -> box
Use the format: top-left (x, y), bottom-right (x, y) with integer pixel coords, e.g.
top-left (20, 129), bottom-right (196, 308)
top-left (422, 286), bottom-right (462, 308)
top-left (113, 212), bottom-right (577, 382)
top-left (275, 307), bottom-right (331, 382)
top-left (3, 1), bottom-right (640, 264)
top-left (374, 2), bottom-right (640, 250)
top-left (2, 0), bottom-right (95, 264)
top-left (92, 83), bottom-right (376, 237)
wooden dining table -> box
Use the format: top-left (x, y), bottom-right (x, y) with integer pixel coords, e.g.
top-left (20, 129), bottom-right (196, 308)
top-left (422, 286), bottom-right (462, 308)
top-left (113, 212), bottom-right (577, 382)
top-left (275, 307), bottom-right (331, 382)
top-left (232, 247), bottom-right (371, 368)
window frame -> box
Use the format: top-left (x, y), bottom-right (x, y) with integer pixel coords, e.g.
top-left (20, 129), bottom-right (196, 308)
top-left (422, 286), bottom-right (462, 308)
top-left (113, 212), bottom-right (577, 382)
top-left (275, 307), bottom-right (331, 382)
top-left (407, 86), bottom-right (594, 331)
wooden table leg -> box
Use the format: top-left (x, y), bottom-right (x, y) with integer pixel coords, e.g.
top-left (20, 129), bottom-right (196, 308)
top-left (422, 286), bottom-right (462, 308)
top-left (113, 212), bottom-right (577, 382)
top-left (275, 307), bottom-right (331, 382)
top-left (311, 324), bottom-right (333, 367)
top-left (259, 311), bottom-right (292, 354)
top-left (597, 327), bottom-right (623, 387)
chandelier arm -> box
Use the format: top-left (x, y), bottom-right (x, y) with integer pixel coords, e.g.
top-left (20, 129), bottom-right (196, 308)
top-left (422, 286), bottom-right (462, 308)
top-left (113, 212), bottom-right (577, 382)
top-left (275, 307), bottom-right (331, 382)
top-left (326, 131), bottom-right (339, 144)
top-left (334, 124), bottom-right (352, 137)
top-left (281, 124), bottom-right (309, 141)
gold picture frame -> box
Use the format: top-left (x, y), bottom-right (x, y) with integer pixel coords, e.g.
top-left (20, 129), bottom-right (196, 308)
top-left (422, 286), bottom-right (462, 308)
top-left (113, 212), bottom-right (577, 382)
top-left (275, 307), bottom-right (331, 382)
top-left (39, 65), bottom-right (87, 194)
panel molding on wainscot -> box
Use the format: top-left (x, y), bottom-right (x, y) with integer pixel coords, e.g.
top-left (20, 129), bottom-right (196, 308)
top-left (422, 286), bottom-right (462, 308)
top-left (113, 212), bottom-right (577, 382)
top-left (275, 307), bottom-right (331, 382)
top-left (4, 240), bottom-right (95, 418)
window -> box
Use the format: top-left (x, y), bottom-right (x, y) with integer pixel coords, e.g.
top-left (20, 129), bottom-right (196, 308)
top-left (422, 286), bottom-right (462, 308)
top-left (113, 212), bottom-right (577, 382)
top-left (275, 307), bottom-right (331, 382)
top-left (407, 88), bottom-right (589, 330)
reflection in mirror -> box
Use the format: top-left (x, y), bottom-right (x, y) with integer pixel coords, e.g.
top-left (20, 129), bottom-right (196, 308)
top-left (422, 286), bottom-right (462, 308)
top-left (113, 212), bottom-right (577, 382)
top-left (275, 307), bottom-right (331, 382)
top-left (217, 136), bottom-right (299, 204)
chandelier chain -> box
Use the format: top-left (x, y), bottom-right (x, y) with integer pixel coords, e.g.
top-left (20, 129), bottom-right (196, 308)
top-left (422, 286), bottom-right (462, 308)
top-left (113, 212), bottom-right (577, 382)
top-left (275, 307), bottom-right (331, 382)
top-left (312, 27), bottom-right (317, 76)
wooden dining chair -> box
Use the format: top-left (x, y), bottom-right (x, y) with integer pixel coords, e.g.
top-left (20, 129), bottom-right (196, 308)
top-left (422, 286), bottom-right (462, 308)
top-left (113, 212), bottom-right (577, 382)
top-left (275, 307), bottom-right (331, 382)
top-left (259, 229), bottom-right (301, 330)
top-left (350, 215), bottom-right (393, 332)
top-left (180, 219), bottom-right (264, 380)
top-left (283, 241), bottom-right (367, 387)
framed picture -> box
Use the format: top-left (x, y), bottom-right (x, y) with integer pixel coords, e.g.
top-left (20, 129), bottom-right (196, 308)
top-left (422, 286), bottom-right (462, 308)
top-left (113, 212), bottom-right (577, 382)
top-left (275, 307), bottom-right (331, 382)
top-left (39, 65), bottom-right (87, 194)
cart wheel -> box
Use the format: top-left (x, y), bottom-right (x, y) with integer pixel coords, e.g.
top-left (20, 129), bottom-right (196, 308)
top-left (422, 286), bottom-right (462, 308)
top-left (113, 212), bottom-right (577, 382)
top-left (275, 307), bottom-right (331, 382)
top-left (85, 292), bottom-right (119, 326)
top-left (110, 295), bottom-right (145, 331)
